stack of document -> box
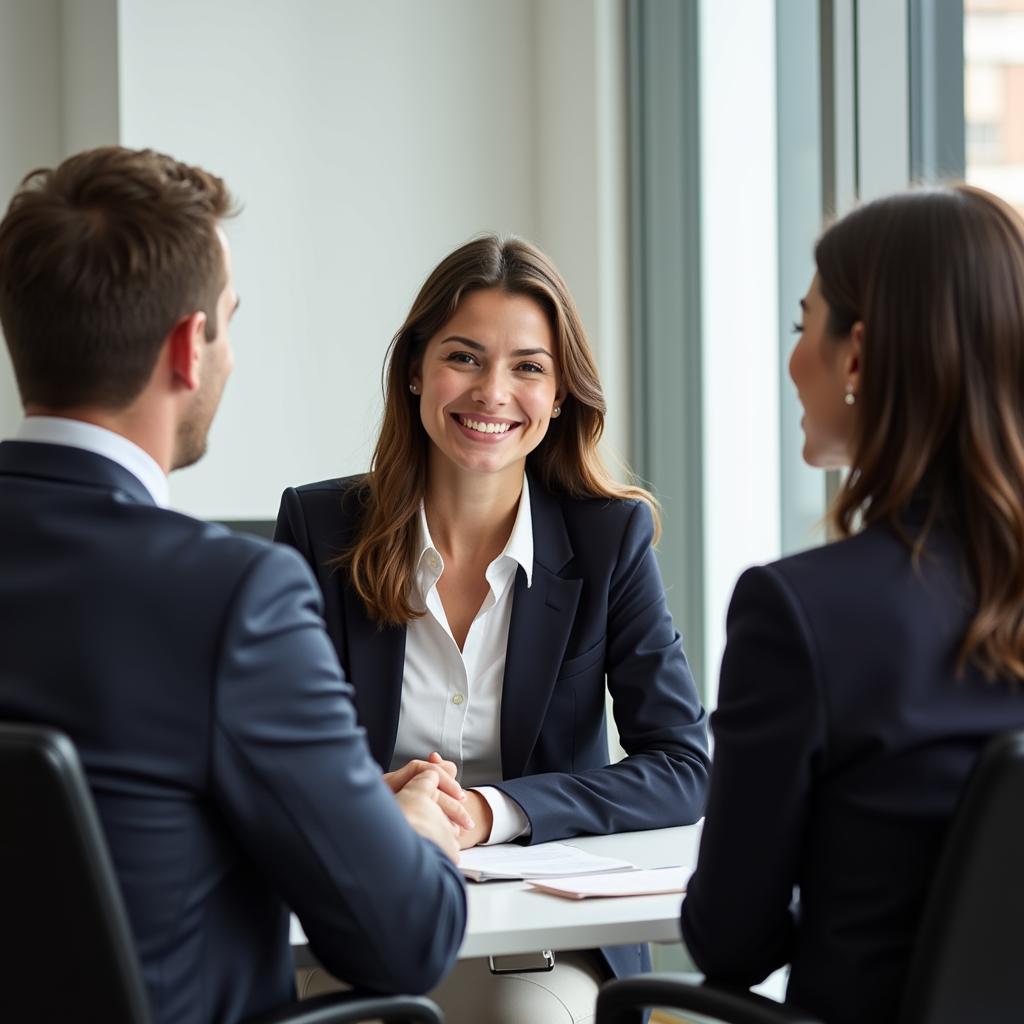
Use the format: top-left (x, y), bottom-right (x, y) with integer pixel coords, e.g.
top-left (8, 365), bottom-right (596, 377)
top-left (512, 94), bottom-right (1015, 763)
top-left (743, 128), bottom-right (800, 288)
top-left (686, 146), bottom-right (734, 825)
top-left (458, 842), bottom-right (690, 899)
top-left (527, 866), bottom-right (690, 900)
top-left (458, 843), bottom-right (634, 882)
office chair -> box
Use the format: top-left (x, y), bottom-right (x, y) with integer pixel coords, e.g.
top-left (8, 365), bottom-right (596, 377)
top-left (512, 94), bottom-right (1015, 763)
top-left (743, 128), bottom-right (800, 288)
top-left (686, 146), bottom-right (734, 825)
top-left (595, 731), bottom-right (1024, 1024)
top-left (0, 723), bottom-right (443, 1024)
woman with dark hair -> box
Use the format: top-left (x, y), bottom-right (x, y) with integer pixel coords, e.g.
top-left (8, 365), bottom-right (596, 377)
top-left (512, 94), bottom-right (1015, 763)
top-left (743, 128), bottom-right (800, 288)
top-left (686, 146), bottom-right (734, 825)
top-left (277, 235), bottom-right (709, 1021)
top-left (682, 185), bottom-right (1024, 1024)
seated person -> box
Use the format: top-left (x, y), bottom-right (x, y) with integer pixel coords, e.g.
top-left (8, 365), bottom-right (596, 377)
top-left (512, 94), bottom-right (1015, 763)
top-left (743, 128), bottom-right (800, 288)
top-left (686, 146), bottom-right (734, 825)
top-left (276, 234), bottom-right (710, 1023)
top-left (0, 146), bottom-right (465, 1024)
top-left (682, 185), bottom-right (1024, 1024)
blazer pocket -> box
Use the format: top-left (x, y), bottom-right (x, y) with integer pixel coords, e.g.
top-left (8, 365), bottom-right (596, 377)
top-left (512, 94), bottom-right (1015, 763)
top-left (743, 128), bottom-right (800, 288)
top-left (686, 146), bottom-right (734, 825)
top-left (557, 638), bottom-right (607, 680)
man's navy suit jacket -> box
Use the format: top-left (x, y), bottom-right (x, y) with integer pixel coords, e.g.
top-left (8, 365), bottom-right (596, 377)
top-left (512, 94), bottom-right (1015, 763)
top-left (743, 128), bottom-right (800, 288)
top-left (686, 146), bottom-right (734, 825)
top-left (0, 441), bottom-right (465, 1024)
top-left (276, 474), bottom-right (711, 979)
top-left (683, 507), bottom-right (1024, 1023)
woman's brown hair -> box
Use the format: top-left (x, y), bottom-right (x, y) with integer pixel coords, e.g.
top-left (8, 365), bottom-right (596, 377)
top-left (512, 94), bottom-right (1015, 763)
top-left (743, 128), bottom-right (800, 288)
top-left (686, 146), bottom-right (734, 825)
top-left (818, 185), bottom-right (1024, 678)
top-left (345, 234), bottom-right (658, 626)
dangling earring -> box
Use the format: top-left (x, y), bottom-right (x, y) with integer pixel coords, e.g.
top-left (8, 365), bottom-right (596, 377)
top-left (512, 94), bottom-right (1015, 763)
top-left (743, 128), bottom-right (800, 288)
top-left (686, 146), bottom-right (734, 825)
top-left (551, 405), bottom-right (561, 418)
top-left (844, 384), bottom-right (856, 406)
top-left (409, 383), bottom-right (419, 395)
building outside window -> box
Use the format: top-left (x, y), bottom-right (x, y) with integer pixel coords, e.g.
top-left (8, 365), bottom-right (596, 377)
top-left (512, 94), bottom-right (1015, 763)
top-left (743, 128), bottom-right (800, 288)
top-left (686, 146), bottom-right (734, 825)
top-left (966, 0), bottom-right (1024, 216)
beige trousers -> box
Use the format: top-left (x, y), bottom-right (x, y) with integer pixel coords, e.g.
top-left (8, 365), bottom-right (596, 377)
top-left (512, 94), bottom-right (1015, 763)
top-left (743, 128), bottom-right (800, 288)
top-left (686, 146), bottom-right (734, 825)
top-left (298, 950), bottom-right (604, 1024)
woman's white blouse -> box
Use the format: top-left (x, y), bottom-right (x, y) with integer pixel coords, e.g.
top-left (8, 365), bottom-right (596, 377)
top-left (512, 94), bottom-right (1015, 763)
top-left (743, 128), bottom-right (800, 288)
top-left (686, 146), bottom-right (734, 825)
top-left (391, 477), bottom-right (534, 844)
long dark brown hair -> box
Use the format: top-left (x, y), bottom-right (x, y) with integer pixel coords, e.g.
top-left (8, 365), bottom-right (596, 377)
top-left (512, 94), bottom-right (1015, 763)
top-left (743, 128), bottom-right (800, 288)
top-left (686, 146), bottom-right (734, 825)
top-left (818, 185), bottom-right (1024, 678)
top-left (345, 234), bottom-right (658, 626)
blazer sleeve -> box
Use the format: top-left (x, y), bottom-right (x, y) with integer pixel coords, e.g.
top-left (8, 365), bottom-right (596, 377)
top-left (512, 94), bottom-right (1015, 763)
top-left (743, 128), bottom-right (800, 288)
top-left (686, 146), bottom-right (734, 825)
top-left (209, 542), bottom-right (465, 994)
top-left (681, 563), bottom-right (824, 986)
top-left (492, 501), bottom-right (711, 843)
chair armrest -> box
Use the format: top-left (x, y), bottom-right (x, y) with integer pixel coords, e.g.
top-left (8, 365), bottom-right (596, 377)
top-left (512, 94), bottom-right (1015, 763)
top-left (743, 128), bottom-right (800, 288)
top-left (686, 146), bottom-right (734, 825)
top-left (596, 973), bottom-right (824, 1024)
top-left (243, 991), bottom-right (444, 1024)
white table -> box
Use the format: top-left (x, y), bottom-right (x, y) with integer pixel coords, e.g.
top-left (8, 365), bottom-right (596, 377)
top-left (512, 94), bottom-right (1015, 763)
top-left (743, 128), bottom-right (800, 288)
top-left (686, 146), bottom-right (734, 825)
top-left (291, 824), bottom-right (700, 960)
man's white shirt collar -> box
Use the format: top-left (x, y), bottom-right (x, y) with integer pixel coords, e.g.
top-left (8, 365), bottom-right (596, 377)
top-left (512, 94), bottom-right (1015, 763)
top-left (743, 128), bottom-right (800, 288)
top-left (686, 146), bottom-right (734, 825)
top-left (415, 474), bottom-right (534, 593)
top-left (14, 416), bottom-right (169, 508)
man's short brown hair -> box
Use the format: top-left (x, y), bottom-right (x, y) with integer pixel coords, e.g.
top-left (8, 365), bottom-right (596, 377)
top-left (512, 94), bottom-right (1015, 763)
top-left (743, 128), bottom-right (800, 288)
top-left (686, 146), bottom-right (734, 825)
top-left (0, 146), bottom-right (235, 409)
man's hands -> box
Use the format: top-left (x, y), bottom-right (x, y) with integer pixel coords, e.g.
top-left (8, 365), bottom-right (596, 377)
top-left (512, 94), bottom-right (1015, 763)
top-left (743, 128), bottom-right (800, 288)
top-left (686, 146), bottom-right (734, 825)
top-left (394, 771), bottom-right (461, 863)
top-left (388, 752), bottom-right (494, 853)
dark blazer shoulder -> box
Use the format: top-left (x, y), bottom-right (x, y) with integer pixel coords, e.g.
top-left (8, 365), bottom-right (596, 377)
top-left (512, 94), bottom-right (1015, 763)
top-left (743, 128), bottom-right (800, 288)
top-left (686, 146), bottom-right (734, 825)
top-left (280, 474), bottom-right (370, 551)
top-left (291, 474), bottom-right (368, 515)
top-left (151, 506), bottom-right (287, 578)
top-left (292, 473), bottom-right (366, 498)
top-left (732, 523), bottom-right (918, 644)
top-left (549, 491), bottom-right (651, 553)
top-left (761, 517), bottom-right (959, 619)
top-left (772, 518), bottom-right (910, 576)
top-left (730, 517), bottom-right (970, 743)
top-left (555, 490), bottom-right (644, 524)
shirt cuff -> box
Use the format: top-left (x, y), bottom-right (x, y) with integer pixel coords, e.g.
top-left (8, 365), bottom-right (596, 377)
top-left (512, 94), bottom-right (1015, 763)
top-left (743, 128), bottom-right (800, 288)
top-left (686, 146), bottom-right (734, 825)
top-left (473, 786), bottom-right (531, 844)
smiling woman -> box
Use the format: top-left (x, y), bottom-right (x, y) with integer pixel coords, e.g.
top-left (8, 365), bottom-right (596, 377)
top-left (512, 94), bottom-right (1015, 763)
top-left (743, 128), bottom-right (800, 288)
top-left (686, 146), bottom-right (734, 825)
top-left (412, 288), bottom-right (563, 492)
top-left (275, 234), bottom-right (710, 1023)
top-left (337, 235), bottom-right (660, 627)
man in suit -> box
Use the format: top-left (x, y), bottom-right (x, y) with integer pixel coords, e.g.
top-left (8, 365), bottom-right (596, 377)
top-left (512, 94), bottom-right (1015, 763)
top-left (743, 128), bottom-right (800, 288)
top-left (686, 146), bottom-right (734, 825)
top-left (0, 146), bottom-right (466, 1024)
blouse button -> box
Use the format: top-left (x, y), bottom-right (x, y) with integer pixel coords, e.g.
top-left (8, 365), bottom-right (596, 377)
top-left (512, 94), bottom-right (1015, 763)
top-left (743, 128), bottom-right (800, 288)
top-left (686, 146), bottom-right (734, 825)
top-left (452, 693), bottom-right (465, 706)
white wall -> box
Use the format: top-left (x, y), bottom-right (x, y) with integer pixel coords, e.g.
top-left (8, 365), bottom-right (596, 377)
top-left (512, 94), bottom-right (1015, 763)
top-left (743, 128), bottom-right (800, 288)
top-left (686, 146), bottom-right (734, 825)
top-left (0, 0), bottom-right (61, 439)
top-left (60, 0), bottom-right (119, 154)
top-left (118, 0), bottom-right (541, 518)
top-left (0, 0), bottom-right (630, 520)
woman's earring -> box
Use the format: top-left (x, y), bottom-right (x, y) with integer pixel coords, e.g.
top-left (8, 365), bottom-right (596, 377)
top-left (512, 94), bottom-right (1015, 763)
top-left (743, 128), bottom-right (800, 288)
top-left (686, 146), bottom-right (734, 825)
top-left (409, 384), bottom-right (419, 395)
top-left (551, 405), bottom-right (561, 418)
top-left (844, 384), bottom-right (856, 406)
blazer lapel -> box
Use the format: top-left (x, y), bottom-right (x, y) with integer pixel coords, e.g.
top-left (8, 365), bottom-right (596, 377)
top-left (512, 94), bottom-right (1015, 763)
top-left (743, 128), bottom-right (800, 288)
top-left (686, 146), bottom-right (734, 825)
top-left (500, 480), bottom-right (582, 780)
top-left (341, 585), bottom-right (407, 770)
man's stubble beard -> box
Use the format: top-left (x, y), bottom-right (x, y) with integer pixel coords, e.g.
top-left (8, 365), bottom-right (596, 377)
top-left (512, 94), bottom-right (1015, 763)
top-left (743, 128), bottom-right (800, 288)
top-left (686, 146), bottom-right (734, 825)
top-left (171, 413), bottom-right (209, 471)
top-left (171, 377), bottom-right (222, 471)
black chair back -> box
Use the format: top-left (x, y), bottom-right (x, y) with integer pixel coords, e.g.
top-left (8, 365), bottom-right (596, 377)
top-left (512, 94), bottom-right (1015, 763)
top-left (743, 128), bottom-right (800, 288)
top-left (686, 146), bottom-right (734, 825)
top-left (0, 722), bottom-right (153, 1024)
top-left (899, 731), bottom-right (1024, 1024)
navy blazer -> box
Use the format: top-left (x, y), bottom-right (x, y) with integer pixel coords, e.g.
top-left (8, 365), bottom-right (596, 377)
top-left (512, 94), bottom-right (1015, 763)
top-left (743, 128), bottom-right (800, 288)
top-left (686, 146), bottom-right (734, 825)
top-left (0, 442), bottom-right (465, 1024)
top-left (276, 474), bottom-right (710, 977)
top-left (682, 509), bottom-right (1024, 1023)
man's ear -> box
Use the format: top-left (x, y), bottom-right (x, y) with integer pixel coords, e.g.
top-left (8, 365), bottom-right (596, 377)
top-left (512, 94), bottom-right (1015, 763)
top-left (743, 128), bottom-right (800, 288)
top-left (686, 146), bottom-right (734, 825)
top-left (168, 312), bottom-right (207, 392)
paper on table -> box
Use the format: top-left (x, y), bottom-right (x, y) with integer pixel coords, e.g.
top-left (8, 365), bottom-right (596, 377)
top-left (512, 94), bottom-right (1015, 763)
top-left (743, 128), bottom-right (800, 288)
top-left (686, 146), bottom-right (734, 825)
top-left (458, 842), bottom-right (636, 882)
top-left (526, 866), bottom-right (691, 900)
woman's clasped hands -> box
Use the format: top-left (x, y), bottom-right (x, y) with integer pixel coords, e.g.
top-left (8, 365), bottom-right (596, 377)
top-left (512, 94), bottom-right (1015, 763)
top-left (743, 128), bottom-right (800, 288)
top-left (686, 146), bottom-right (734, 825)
top-left (386, 751), bottom-right (494, 850)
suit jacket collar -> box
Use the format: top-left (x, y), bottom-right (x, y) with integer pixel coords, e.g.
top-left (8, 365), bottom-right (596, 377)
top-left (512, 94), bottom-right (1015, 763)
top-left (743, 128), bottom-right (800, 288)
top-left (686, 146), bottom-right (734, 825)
top-left (0, 440), bottom-right (157, 507)
top-left (527, 471), bottom-right (574, 575)
top-left (500, 477), bottom-right (582, 778)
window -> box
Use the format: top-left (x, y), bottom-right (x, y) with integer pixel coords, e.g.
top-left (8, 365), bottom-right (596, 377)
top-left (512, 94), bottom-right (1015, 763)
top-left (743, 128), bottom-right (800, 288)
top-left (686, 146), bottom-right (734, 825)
top-left (965, 0), bottom-right (1024, 217)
